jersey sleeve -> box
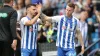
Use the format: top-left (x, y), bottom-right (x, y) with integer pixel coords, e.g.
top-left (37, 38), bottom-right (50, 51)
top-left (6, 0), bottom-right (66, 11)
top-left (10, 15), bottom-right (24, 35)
top-left (51, 15), bottom-right (64, 22)
top-left (21, 17), bottom-right (28, 25)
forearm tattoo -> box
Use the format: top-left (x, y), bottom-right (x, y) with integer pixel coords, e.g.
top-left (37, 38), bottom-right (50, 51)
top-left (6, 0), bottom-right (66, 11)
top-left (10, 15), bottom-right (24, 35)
top-left (39, 13), bottom-right (47, 19)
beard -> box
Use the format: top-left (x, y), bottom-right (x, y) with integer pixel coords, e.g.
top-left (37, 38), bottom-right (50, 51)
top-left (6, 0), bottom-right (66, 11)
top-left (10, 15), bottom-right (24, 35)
top-left (32, 12), bottom-right (38, 16)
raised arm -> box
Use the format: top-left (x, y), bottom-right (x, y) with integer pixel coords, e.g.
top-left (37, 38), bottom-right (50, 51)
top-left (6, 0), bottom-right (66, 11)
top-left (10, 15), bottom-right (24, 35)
top-left (24, 4), bottom-right (41, 26)
top-left (39, 13), bottom-right (52, 21)
top-left (39, 4), bottom-right (62, 22)
top-left (25, 13), bottom-right (40, 26)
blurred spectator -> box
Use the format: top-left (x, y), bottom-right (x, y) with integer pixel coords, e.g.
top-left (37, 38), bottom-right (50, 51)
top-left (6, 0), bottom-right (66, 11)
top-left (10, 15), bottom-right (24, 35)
top-left (25, 0), bottom-right (31, 6)
top-left (42, 0), bottom-right (55, 16)
top-left (95, 1), bottom-right (100, 12)
top-left (58, 2), bottom-right (66, 15)
top-left (95, 11), bottom-right (100, 48)
top-left (96, 11), bottom-right (100, 38)
top-left (84, 0), bottom-right (94, 18)
top-left (57, 0), bottom-right (70, 15)
top-left (45, 20), bottom-right (57, 43)
top-left (17, 0), bottom-right (26, 21)
top-left (87, 18), bottom-right (95, 44)
top-left (12, 1), bottom-right (18, 10)
top-left (37, 24), bottom-right (47, 43)
top-left (88, 49), bottom-right (100, 56)
top-left (17, 0), bottom-right (25, 9)
top-left (0, 0), bottom-right (3, 8)
top-left (38, 20), bottom-right (57, 43)
top-left (94, 49), bottom-right (100, 56)
top-left (73, 4), bottom-right (81, 19)
top-left (75, 11), bottom-right (88, 56)
top-left (75, 0), bottom-right (83, 11)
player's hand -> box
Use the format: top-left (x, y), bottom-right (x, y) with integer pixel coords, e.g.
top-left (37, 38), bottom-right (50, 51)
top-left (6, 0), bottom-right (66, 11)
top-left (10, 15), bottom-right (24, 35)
top-left (11, 39), bottom-right (17, 51)
top-left (36, 3), bottom-right (42, 14)
top-left (80, 45), bottom-right (85, 55)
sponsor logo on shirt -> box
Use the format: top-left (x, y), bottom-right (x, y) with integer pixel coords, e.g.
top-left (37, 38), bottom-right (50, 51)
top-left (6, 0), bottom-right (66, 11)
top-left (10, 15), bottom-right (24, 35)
top-left (0, 13), bottom-right (8, 18)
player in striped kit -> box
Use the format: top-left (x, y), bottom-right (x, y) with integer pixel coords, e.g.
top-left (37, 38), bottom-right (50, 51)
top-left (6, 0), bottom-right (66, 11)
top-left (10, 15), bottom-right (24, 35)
top-left (40, 3), bottom-right (84, 56)
top-left (20, 4), bottom-right (41, 56)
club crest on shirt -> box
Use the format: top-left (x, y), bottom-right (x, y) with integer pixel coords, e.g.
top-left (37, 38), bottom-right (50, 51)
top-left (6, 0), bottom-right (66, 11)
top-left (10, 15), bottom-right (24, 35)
top-left (62, 26), bottom-right (66, 29)
top-left (30, 26), bottom-right (33, 32)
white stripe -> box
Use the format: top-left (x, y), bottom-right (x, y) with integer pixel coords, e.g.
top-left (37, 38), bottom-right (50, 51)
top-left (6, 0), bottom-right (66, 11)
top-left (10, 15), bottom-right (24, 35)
top-left (64, 17), bottom-right (68, 48)
top-left (35, 24), bottom-right (37, 49)
top-left (34, 33), bottom-right (36, 49)
top-left (35, 25), bottom-right (38, 49)
top-left (32, 25), bottom-right (35, 49)
top-left (73, 18), bottom-right (76, 49)
top-left (67, 22), bottom-right (70, 48)
top-left (23, 26), bottom-right (27, 49)
top-left (21, 22), bottom-right (24, 48)
top-left (32, 32), bottom-right (35, 49)
top-left (60, 18), bottom-right (65, 47)
top-left (65, 25), bottom-right (69, 48)
top-left (64, 19), bottom-right (70, 48)
top-left (73, 18), bottom-right (75, 48)
top-left (69, 18), bottom-right (74, 48)
top-left (56, 21), bottom-right (60, 46)
top-left (35, 39), bottom-right (37, 49)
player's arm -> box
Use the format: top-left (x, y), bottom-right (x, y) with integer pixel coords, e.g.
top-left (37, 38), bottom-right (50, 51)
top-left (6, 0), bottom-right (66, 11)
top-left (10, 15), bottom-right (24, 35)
top-left (76, 27), bottom-right (84, 54)
top-left (25, 4), bottom-right (41, 26)
top-left (25, 13), bottom-right (40, 26)
top-left (39, 13), bottom-right (52, 22)
top-left (39, 4), bottom-right (61, 22)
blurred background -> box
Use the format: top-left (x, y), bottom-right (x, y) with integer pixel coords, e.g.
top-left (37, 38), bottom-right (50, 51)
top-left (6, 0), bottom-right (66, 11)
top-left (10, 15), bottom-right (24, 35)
top-left (0, 0), bottom-right (100, 56)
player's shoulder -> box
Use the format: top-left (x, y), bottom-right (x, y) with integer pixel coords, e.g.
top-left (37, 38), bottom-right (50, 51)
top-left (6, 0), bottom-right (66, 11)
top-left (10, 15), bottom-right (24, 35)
top-left (21, 17), bottom-right (28, 21)
top-left (58, 15), bottom-right (66, 20)
top-left (60, 15), bottom-right (65, 18)
top-left (73, 16), bottom-right (79, 21)
top-left (52, 15), bottom-right (64, 18)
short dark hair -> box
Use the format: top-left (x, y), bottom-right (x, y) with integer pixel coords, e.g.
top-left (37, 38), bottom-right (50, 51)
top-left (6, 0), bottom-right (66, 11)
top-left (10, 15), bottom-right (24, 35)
top-left (26, 4), bottom-right (36, 9)
top-left (67, 3), bottom-right (75, 9)
top-left (3, 0), bottom-right (13, 3)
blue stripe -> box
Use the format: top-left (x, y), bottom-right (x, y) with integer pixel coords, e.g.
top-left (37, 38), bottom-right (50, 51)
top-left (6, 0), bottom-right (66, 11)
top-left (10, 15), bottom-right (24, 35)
top-left (72, 19), bottom-right (77, 48)
top-left (26, 26), bottom-right (29, 49)
top-left (74, 19), bottom-right (77, 30)
top-left (67, 19), bottom-right (72, 48)
top-left (73, 19), bottom-right (77, 48)
top-left (70, 19), bottom-right (73, 48)
top-left (33, 24), bottom-right (37, 49)
top-left (30, 26), bottom-right (33, 49)
top-left (62, 18), bottom-right (68, 47)
top-left (70, 19), bottom-right (74, 48)
top-left (58, 18), bottom-right (63, 46)
top-left (26, 16), bottom-right (30, 20)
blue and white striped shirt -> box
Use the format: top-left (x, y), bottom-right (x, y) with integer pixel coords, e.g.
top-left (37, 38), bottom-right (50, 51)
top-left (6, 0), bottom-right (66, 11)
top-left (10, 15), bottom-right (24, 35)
top-left (20, 17), bottom-right (39, 49)
top-left (51, 15), bottom-right (80, 49)
top-left (79, 21), bottom-right (88, 47)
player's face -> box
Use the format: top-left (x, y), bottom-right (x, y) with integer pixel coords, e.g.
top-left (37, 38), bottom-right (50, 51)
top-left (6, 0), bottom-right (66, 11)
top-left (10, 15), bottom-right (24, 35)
top-left (30, 6), bottom-right (37, 16)
top-left (65, 6), bottom-right (74, 17)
